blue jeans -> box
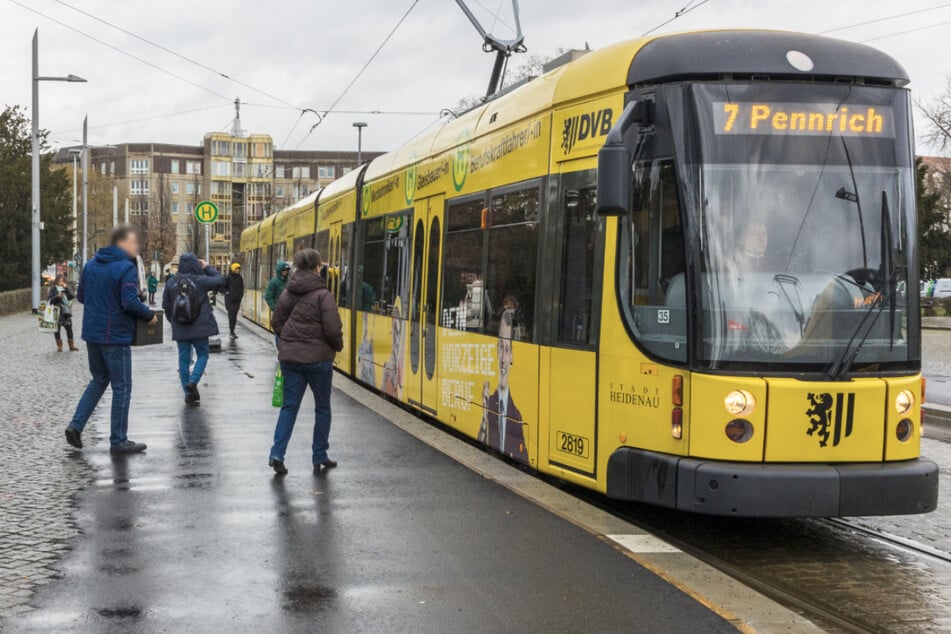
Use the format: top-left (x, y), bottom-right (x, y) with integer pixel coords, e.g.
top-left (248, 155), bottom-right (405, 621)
top-left (270, 360), bottom-right (333, 464)
top-left (68, 343), bottom-right (132, 447)
top-left (177, 338), bottom-right (210, 390)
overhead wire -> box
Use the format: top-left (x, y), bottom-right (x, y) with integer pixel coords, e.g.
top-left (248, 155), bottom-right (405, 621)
top-left (642, 0), bottom-right (711, 37)
top-left (6, 0), bottom-right (233, 102)
top-left (470, 0), bottom-right (517, 36)
top-left (243, 102), bottom-right (441, 116)
top-left (293, 0), bottom-right (420, 149)
top-left (59, 104), bottom-right (231, 133)
top-left (861, 18), bottom-right (951, 43)
top-left (818, 4), bottom-right (951, 35)
top-left (49, 0), bottom-right (305, 111)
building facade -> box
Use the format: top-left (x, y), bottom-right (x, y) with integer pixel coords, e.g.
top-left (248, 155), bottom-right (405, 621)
top-left (56, 132), bottom-right (379, 270)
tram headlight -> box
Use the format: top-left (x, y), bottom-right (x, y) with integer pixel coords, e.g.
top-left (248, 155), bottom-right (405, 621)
top-left (895, 389), bottom-right (915, 415)
top-left (725, 419), bottom-right (754, 443)
top-left (724, 390), bottom-right (756, 416)
top-left (896, 418), bottom-right (913, 442)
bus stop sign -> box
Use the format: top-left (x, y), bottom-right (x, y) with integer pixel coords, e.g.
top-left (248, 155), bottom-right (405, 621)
top-left (194, 201), bottom-right (219, 224)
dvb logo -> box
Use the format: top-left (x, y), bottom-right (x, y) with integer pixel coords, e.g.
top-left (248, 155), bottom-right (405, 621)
top-left (561, 108), bottom-right (614, 154)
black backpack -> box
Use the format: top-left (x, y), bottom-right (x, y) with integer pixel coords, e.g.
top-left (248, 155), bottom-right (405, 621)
top-left (169, 276), bottom-right (202, 325)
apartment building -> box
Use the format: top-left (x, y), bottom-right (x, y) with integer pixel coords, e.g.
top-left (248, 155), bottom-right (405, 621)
top-left (55, 131), bottom-right (379, 269)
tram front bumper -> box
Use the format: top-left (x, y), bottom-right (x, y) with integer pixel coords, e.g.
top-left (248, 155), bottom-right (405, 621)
top-left (606, 447), bottom-right (939, 517)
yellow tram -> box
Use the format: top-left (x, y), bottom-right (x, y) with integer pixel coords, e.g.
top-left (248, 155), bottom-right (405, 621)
top-left (241, 30), bottom-right (938, 516)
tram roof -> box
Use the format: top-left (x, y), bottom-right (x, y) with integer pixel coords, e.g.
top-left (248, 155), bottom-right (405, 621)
top-left (627, 30), bottom-right (909, 87)
top-left (362, 30), bottom-right (908, 186)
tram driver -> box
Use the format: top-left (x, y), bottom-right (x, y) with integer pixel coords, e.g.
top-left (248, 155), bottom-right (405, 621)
top-left (736, 220), bottom-right (770, 272)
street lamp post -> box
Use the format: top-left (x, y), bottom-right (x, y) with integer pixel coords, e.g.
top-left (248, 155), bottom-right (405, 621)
top-left (353, 122), bottom-right (367, 167)
top-left (68, 147), bottom-right (81, 279)
top-left (31, 28), bottom-right (86, 312)
top-left (81, 115), bottom-right (88, 268)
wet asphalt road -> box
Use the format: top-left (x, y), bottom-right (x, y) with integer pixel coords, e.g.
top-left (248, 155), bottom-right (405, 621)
top-left (6, 321), bottom-right (732, 633)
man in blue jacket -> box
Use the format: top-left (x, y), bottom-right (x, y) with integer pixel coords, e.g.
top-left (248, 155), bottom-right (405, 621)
top-left (65, 226), bottom-right (156, 454)
top-left (162, 253), bottom-right (224, 405)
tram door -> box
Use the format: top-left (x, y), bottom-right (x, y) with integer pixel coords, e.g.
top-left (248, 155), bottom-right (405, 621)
top-left (327, 221), bottom-right (353, 375)
top-left (407, 195), bottom-right (444, 414)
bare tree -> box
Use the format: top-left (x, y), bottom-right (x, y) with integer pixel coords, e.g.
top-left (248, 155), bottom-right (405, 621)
top-left (453, 50), bottom-right (562, 112)
top-left (142, 173), bottom-right (178, 271)
top-left (918, 76), bottom-right (951, 150)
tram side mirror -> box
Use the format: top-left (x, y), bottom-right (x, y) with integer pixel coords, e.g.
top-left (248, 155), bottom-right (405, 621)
top-left (597, 144), bottom-right (632, 216)
top-left (597, 99), bottom-right (653, 216)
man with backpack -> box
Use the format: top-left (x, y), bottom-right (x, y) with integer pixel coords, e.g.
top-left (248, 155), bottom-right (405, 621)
top-left (162, 253), bottom-right (224, 405)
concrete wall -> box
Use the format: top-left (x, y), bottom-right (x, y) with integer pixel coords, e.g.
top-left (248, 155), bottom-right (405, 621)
top-left (0, 289), bottom-right (32, 316)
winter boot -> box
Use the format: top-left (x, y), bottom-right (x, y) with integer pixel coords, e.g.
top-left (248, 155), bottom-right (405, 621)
top-left (68, 339), bottom-right (79, 352)
top-left (56, 339), bottom-right (63, 352)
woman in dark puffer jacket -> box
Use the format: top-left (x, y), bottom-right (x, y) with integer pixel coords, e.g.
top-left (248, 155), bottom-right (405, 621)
top-left (268, 248), bottom-right (343, 475)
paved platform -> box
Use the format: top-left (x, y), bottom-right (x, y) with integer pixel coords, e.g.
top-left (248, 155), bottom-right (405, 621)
top-left (3, 314), bottom-right (742, 633)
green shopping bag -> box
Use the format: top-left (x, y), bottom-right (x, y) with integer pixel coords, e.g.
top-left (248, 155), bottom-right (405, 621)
top-left (272, 364), bottom-right (284, 408)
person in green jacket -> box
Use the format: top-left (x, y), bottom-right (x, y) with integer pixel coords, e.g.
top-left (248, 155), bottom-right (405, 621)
top-left (265, 261), bottom-right (291, 347)
top-left (147, 272), bottom-right (159, 305)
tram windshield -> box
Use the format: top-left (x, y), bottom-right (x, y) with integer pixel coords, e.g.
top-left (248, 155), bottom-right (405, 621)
top-left (688, 83), bottom-right (918, 372)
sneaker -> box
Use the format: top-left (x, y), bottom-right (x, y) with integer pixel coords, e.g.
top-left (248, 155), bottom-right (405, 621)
top-left (110, 441), bottom-right (147, 454)
top-left (269, 458), bottom-right (288, 475)
top-left (229, 333), bottom-right (238, 340)
top-left (65, 426), bottom-right (82, 449)
top-left (185, 382), bottom-right (200, 405)
top-left (314, 459), bottom-right (338, 472)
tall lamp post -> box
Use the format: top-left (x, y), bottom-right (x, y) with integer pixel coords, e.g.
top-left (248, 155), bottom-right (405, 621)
top-left (31, 28), bottom-right (86, 311)
top-left (67, 147), bottom-right (81, 280)
top-left (352, 122), bottom-right (367, 167)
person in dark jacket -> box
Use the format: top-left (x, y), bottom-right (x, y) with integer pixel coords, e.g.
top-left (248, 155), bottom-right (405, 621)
top-left (264, 261), bottom-right (290, 312)
top-left (265, 260), bottom-right (290, 348)
top-left (146, 272), bottom-right (159, 305)
top-left (224, 261), bottom-right (245, 340)
top-left (64, 226), bottom-right (156, 454)
top-left (268, 248), bottom-right (343, 475)
top-left (47, 274), bottom-right (78, 352)
top-left (162, 253), bottom-right (224, 405)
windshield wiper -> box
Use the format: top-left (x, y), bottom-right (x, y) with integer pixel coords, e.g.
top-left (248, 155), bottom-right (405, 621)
top-left (826, 191), bottom-right (898, 380)
top-left (881, 191), bottom-right (897, 347)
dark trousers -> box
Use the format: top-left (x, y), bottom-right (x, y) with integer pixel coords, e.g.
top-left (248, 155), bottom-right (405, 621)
top-left (54, 319), bottom-right (74, 342)
top-left (148, 291), bottom-right (156, 304)
top-left (227, 307), bottom-right (239, 334)
top-left (68, 343), bottom-right (133, 447)
top-left (269, 360), bottom-right (333, 464)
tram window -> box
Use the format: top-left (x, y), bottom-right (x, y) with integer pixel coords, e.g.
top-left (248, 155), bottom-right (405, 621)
top-left (625, 160), bottom-right (687, 362)
top-left (339, 224), bottom-right (353, 309)
top-left (314, 231), bottom-right (329, 261)
top-left (359, 212), bottom-right (411, 313)
top-left (442, 198), bottom-right (487, 332)
top-left (381, 213), bottom-right (411, 315)
top-left (485, 187), bottom-right (539, 341)
top-left (558, 178), bottom-right (599, 345)
top-left (360, 219), bottom-right (385, 311)
top-left (295, 234), bottom-right (314, 255)
top-left (248, 249), bottom-right (258, 291)
top-left (261, 245), bottom-right (273, 289)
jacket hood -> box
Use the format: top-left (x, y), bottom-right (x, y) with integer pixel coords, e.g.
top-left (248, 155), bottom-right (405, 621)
top-left (94, 245), bottom-right (132, 264)
top-left (178, 253), bottom-right (202, 275)
top-left (276, 260), bottom-right (290, 275)
top-left (286, 269), bottom-right (327, 295)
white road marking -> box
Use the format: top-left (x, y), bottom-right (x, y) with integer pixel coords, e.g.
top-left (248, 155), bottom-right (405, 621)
top-left (607, 534), bottom-right (682, 554)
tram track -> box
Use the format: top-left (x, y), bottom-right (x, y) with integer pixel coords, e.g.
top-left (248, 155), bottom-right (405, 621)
top-left (564, 487), bottom-right (951, 634)
top-left (824, 518), bottom-right (951, 565)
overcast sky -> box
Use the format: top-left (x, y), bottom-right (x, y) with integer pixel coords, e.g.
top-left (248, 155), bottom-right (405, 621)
top-left (1, 0), bottom-right (950, 155)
